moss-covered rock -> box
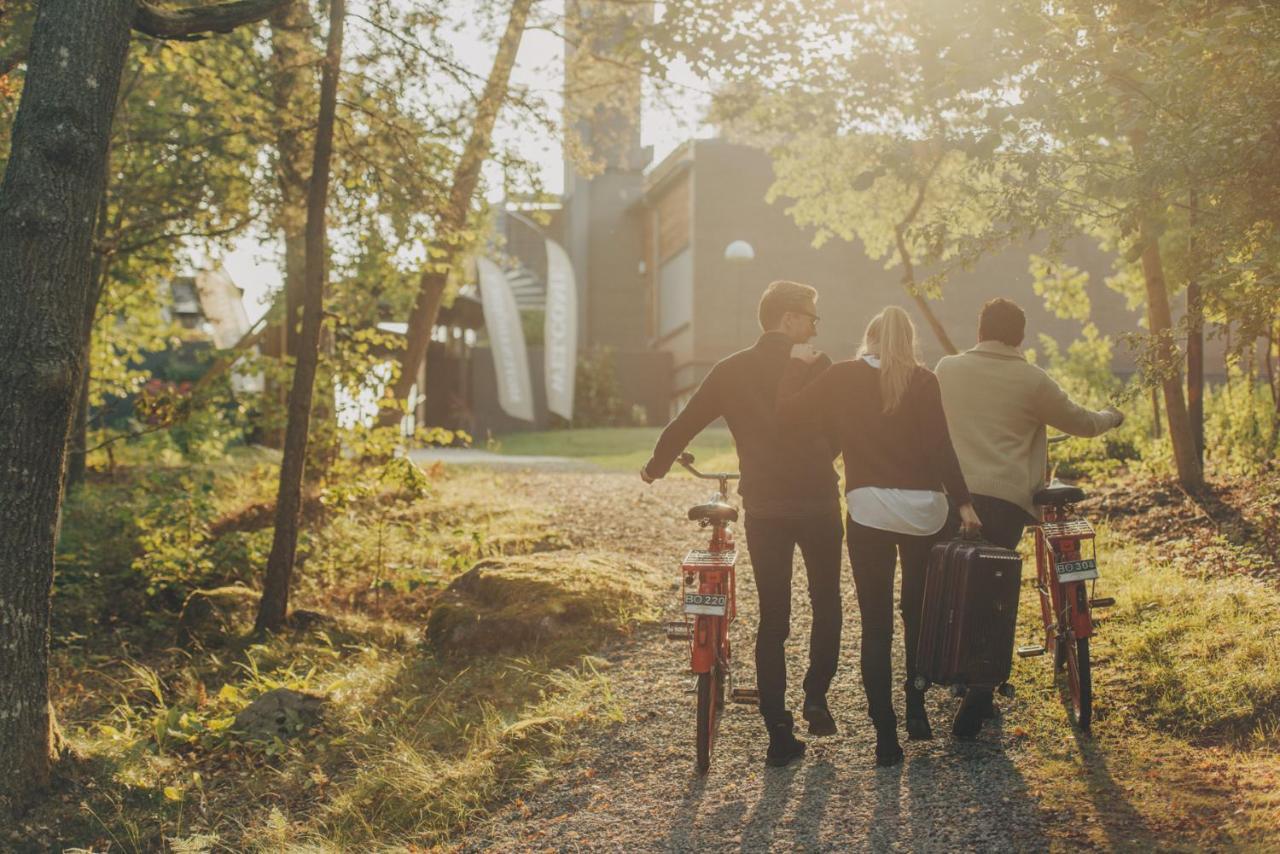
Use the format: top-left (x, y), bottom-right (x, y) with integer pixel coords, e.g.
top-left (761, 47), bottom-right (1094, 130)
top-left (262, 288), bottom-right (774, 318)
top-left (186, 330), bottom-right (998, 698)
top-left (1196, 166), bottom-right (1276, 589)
top-left (178, 584), bottom-right (261, 643)
top-left (425, 553), bottom-right (653, 657)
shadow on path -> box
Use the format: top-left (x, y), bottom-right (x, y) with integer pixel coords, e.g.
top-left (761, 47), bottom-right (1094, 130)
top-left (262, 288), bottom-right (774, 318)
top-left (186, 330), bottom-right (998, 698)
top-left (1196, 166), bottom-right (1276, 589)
top-left (739, 763), bottom-right (800, 851)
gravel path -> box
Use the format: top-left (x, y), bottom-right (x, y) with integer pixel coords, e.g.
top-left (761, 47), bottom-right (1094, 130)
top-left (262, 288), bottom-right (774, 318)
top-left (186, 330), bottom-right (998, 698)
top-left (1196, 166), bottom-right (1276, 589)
top-left (466, 470), bottom-right (1051, 852)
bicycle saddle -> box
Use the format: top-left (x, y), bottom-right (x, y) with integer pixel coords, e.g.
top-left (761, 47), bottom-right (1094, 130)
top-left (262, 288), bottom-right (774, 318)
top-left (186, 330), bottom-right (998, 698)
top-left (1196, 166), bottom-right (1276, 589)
top-left (1034, 481), bottom-right (1087, 506)
top-left (688, 501), bottom-right (739, 524)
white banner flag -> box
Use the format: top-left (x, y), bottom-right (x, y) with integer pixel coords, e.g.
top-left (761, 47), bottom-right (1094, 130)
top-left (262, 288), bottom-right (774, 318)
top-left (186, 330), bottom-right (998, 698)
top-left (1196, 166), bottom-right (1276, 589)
top-left (543, 238), bottom-right (578, 420)
top-left (478, 256), bottom-right (535, 422)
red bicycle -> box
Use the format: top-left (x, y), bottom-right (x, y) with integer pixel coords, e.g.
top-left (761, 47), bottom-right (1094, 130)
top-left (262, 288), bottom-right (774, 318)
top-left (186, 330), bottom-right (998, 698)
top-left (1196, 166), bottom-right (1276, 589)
top-left (1018, 436), bottom-right (1115, 731)
top-left (663, 452), bottom-right (755, 773)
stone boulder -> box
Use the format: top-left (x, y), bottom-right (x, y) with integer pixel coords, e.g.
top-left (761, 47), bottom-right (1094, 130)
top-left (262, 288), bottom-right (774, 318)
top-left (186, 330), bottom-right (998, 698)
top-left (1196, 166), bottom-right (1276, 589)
top-left (425, 553), bottom-right (651, 657)
top-left (232, 687), bottom-right (325, 741)
top-left (178, 585), bottom-right (260, 644)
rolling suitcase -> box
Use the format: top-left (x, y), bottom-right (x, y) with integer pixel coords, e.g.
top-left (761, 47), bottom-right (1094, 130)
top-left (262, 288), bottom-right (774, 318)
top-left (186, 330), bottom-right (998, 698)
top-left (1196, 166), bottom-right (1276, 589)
top-left (914, 538), bottom-right (1022, 692)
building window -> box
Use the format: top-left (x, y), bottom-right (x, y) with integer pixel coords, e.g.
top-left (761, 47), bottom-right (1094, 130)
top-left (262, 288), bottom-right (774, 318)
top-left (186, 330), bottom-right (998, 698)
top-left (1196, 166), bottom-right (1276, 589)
top-left (658, 247), bottom-right (693, 337)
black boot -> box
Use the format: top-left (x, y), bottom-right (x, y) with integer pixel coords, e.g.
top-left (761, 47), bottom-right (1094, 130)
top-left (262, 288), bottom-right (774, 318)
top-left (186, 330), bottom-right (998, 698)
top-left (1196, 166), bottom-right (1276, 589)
top-left (952, 688), bottom-right (991, 740)
top-left (874, 720), bottom-right (903, 767)
top-left (802, 695), bottom-right (838, 736)
top-left (905, 684), bottom-right (932, 741)
top-left (765, 713), bottom-right (806, 767)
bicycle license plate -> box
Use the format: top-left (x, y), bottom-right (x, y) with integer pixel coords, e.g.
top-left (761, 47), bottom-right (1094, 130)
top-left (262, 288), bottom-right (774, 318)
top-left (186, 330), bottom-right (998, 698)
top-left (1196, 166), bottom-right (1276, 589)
top-left (1056, 557), bottom-right (1099, 582)
top-left (683, 592), bottom-right (727, 616)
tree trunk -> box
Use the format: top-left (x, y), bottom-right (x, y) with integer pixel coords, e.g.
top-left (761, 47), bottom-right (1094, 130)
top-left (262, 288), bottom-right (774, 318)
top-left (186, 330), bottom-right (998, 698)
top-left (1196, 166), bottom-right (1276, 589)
top-left (66, 355), bottom-right (90, 489)
top-left (0, 0), bottom-right (283, 802)
top-left (892, 162), bottom-right (957, 357)
top-left (256, 0), bottom-right (345, 632)
top-left (1186, 189), bottom-right (1204, 463)
top-left (269, 0), bottom-right (318, 359)
top-left (381, 0), bottom-right (535, 427)
top-left (0, 0), bottom-right (134, 804)
top-left (1269, 320), bottom-right (1279, 413)
top-left (1139, 231), bottom-right (1203, 489)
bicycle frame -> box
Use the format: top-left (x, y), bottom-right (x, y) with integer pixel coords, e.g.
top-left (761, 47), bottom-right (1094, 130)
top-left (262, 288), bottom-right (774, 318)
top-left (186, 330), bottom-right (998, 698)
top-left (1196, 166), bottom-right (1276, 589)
top-left (682, 517), bottom-right (737, 674)
top-left (1033, 505), bottom-right (1098, 656)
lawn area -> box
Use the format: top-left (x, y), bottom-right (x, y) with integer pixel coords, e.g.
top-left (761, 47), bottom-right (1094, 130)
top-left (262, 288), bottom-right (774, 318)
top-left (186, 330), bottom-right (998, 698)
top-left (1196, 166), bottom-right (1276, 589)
top-left (1008, 522), bottom-right (1280, 847)
top-left (491, 427), bottom-right (738, 473)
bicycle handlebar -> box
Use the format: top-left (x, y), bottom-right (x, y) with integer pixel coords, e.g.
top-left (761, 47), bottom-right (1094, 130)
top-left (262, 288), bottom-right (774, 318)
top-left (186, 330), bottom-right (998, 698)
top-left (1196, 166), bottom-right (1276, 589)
top-left (1048, 434), bottom-right (1071, 445)
top-left (677, 452), bottom-right (740, 481)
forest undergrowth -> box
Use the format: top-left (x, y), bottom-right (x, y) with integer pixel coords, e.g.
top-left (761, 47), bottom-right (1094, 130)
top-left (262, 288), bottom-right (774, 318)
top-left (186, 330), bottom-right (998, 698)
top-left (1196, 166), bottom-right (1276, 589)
top-left (12, 451), bottom-right (658, 852)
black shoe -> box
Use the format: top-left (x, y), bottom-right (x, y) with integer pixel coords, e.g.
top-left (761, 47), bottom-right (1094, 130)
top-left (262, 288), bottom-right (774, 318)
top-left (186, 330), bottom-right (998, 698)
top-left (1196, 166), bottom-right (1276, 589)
top-left (905, 686), bottom-right (933, 741)
top-left (765, 713), bottom-right (806, 767)
top-left (952, 690), bottom-right (989, 740)
top-left (874, 721), bottom-right (903, 767)
top-left (802, 696), bottom-right (838, 736)
top-left (976, 691), bottom-right (997, 720)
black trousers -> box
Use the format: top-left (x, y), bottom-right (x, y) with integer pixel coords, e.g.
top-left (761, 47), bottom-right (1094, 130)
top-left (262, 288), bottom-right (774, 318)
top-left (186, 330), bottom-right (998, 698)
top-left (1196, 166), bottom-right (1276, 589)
top-left (944, 493), bottom-right (1033, 550)
top-left (846, 516), bottom-right (941, 727)
top-left (743, 512), bottom-right (844, 727)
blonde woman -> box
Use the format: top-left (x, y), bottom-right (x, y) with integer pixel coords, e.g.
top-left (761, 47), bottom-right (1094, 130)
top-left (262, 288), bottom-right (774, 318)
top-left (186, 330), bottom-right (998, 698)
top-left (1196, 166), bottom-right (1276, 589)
top-left (778, 306), bottom-right (981, 767)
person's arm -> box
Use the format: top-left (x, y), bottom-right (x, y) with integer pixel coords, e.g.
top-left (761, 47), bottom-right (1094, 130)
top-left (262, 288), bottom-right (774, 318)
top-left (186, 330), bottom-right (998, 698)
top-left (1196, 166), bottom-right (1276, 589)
top-left (1035, 372), bottom-right (1124, 437)
top-left (641, 368), bottom-right (723, 481)
top-left (775, 356), bottom-right (841, 429)
top-left (806, 353), bottom-right (844, 458)
top-left (915, 370), bottom-right (972, 506)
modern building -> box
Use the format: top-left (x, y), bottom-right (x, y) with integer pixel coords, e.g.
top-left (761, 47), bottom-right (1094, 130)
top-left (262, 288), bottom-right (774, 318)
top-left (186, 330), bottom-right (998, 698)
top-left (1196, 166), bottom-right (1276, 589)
top-left (425, 3), bottom-right (1213, 437)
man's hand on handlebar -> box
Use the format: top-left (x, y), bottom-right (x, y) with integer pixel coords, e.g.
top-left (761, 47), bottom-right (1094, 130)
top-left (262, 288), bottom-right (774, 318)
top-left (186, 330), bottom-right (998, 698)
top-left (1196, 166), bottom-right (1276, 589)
top-left (1103, 405), bottom-right (1124, 428)
top-left (640, 463), bottom-right (658, 485)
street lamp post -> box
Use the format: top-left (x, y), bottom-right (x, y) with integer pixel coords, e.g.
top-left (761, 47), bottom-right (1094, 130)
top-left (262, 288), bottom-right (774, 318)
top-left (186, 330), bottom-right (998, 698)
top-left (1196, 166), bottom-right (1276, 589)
top-left (724, 239), bottom-right (755, 347)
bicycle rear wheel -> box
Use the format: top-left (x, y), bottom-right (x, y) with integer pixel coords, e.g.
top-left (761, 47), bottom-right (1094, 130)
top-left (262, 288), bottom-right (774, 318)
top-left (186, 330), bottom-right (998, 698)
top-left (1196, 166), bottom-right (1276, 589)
top-left (1064, 635), bottom-right (1092, 731)
top-left (695, 665), bottom-right (723, 774)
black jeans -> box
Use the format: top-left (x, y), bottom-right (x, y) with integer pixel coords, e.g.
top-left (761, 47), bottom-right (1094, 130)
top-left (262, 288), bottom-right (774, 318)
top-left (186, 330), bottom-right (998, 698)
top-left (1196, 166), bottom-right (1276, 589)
top-left (847, 516), bottom-right (942, 727)
top-left (945, 493), bottom-right (1033, 550)
top-left (744, 512), bottom-right (844, 727)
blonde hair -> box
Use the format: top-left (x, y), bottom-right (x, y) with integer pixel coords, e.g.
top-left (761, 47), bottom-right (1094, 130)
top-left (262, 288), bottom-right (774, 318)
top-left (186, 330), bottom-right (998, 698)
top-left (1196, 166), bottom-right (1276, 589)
top-left (858, 306), bottom-right (922, 414)
top-left (758, 280), bottom-right (817, 330)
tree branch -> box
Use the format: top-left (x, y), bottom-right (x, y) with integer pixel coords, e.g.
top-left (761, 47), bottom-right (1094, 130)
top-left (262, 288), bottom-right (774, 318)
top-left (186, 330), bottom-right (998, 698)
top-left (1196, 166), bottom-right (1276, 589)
top-left (133, 0), bottom-right (288, 41)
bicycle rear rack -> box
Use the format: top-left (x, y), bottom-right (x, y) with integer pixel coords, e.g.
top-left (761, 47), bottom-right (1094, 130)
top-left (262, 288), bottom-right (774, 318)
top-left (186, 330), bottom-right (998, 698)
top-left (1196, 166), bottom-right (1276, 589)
top-left (729, 686), bottom-right (759, 704)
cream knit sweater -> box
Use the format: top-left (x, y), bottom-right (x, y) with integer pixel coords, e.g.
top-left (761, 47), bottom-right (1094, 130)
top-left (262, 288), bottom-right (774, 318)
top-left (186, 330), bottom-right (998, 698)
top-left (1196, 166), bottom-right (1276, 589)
top-left (935, 341), bottom-right (1121, 518)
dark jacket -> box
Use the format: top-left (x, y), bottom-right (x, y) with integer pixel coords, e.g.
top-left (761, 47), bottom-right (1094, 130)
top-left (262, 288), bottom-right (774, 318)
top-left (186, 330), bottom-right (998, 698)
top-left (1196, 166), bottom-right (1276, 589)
top-left (776, 358), bottom-right (972, 505)
top-left (645, 332), bottom-right (841, 518)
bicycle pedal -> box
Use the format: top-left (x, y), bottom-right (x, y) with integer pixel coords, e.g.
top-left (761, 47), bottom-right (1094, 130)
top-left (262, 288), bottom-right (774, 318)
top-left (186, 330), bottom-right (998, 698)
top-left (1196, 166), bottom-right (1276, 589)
top-left (730, 687), bottom-right (759, 705)
top-left (1017, 644), bottom-right (1047, 658)
top-left (664, 621), bottom-right (691, 641)
top-left (1089, 597), bottom-right (1116, 608)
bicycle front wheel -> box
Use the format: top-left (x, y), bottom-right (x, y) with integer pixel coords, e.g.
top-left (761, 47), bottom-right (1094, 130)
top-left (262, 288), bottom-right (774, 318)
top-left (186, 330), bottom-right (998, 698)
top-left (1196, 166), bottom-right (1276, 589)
top-left (1064, 635), bottom-right (1092, 731)
top-left (695, 665), bottom-right (723, 774)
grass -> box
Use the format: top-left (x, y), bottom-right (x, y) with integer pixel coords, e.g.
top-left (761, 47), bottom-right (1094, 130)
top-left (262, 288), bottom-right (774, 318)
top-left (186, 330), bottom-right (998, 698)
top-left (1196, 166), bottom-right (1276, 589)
top-left (16, 453), bottom-right (662, 852)
top-left (1007, 522), bottom-right (1280, 848)
top-left (490, 426), bottom-right (738, 472)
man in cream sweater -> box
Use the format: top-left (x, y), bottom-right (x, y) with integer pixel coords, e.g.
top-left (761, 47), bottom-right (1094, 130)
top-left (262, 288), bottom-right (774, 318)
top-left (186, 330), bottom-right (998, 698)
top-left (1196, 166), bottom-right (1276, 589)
top-left (935, 297), bottom-right (1123, 737)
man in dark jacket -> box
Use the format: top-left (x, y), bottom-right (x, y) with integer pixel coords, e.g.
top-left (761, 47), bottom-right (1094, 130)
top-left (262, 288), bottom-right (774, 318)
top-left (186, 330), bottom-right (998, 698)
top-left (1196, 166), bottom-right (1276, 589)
top-left (641, 280), bottom-right (842, 767)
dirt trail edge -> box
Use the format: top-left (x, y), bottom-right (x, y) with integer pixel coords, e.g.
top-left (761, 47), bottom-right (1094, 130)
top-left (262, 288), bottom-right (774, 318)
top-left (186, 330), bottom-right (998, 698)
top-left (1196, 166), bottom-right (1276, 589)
top-left (463, 471), bottom-right (1056, 852)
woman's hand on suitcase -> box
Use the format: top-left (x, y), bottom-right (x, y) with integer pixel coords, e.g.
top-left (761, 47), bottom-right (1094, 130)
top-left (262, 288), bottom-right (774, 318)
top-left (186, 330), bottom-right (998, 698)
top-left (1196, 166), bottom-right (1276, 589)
top-left (957, 502), bottom-right (983, 539)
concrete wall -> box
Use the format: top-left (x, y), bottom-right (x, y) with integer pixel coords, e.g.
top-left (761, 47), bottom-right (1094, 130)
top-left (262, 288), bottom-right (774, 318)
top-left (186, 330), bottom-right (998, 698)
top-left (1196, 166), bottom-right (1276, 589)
top-left (676, 139), bottom-right (1230, 408)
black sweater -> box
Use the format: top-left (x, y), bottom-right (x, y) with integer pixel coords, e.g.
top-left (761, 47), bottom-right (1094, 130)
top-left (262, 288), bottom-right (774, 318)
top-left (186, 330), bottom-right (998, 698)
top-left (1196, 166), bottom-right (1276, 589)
top-left (645, 332), bottom-right (841, 518)
top-left (776, 358), bottom-right (972, 505)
